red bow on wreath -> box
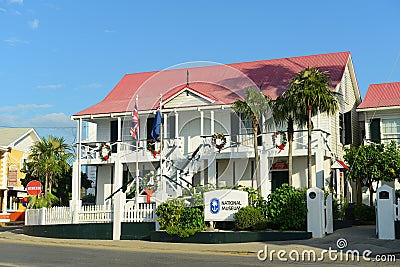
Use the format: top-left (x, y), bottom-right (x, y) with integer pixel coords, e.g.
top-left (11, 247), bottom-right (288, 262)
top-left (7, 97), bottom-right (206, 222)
top-left (272, 131), bottom-right (287, 153)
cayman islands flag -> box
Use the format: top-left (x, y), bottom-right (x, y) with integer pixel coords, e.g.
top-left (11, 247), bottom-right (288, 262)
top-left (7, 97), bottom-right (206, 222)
top-left (130, 102), bottom-right (139, 139)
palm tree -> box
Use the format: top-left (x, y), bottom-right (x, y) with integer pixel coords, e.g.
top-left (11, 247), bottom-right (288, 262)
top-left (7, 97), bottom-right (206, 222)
top-left (29, 136), bottom-right (72, 196)
top-left (287, 67), bottom-right (338, 188)
top-left (232, 87), bottom-right (270, 191)
top-left (271, 95), bottom-right (307, 186)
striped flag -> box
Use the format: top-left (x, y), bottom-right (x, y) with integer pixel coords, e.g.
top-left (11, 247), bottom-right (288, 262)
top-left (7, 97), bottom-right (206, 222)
top-left (130, 103), bottom-right (139, 139)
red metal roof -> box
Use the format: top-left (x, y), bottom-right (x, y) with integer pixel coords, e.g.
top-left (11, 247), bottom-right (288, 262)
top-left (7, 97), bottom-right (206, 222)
top-left (74, 51), bottom-right (350, 116)
top-left (357, 82), bottom-right (400, 109)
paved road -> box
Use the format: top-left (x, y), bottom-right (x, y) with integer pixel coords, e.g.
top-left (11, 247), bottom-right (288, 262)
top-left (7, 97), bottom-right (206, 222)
top-left (0, 225), bottom-right (399, 266)
top-left (0, 240), bottom-right (263, 267)
top-left (0, 239), bottom-right (398, 267)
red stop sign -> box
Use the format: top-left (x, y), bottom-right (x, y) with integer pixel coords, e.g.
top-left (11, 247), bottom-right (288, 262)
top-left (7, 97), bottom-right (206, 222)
top-left (26, 180), bottom-right (42, 196)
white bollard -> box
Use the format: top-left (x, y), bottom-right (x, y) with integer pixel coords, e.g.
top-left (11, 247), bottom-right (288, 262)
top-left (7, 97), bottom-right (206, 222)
top-left (307, 187), bottom-right (325, 238)
top-left (376, 185), bottom-right (395, 240)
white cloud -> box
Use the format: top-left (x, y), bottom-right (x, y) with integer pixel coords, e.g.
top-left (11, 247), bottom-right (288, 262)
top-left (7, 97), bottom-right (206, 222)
top-left (0, 8), bottom-right (6, 12)
top-left (8, 0), bottom-right (23, 4)
top-left (82, 83), bottom-right (102, 89)
top-left (36, 84), bottom-right (64, 90)
top-left (0, 112), bottom-right (76, 144)
top-left (4, 37), bottom-right (29, 46)
top-left (104, 29), bottom-right (115, 33)
top-left (30, 113), bottom-right (74, 128)
top-left (29, 18), bottom-right (39, 29)
top-left (0, 104), bottom-right (52, 112)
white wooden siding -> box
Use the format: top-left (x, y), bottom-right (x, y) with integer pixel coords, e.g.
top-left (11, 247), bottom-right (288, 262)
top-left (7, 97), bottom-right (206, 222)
top-left (164, 90), bottom-right (211, 108)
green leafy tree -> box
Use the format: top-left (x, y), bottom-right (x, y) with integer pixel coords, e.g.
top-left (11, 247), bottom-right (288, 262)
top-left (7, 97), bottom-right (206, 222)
top-left (287, 67), bottom-right (338, 188)
top-left (28, 136), bottom-right (73, 196)
top-left (232, 87), bottom-right (270, 191)
top-left (344, 141), bottom-right (400, 205)
top-left (22, 164), bottom-right (92, 206)
top-left (271, 94), bottom-right (308, 185)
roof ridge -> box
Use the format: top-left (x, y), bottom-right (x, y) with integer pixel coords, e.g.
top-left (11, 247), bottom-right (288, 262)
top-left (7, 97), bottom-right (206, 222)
top-left (123, 51), bottom-right (350, 76)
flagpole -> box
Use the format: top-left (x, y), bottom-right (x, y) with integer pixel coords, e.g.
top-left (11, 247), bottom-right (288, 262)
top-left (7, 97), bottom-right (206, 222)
top-left (135, 95), bottom-right (140, 208)
top-left (159, 94), bottom-right (164, 193)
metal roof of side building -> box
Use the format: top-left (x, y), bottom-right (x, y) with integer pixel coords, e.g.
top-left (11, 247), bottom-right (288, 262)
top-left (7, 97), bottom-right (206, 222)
top-left (357, 82), bottom-right (400, 110)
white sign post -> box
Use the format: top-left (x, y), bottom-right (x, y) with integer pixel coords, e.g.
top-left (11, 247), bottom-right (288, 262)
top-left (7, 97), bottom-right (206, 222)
top-left (204, 189), bottom-right (248, 222)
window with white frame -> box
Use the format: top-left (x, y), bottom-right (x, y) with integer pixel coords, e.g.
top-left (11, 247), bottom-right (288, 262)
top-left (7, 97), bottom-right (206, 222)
top-left (382, 119), bottom-right (400, 145)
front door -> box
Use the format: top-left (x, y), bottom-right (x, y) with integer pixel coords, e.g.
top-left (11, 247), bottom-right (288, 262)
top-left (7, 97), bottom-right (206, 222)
top-left (271, 171), bottom-right (289, 191)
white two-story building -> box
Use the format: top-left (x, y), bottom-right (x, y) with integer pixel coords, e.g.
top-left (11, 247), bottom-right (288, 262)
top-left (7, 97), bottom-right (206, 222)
top-left (357, 82), bottom-right (400, 203)
top-left (70, 51), bottom-right (362, 207)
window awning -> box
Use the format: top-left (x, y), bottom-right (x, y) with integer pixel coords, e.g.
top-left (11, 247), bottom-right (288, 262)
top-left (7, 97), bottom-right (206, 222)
top-left (331, 160), bottom-right (349, 170)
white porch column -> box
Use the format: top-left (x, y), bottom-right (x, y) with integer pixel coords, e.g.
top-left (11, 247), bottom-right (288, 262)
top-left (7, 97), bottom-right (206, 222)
top-left (163, 114), bottom-right (168, 139)
top-left (315, 151), bottom-right (324, 188)
top-left (200, 111), bottom-right (204, 136)
top-left (1, 151), bottom-right (8, 213)
top-left (364, 112), bottom-right (369, 144)
top-left (210, 111), bottom-right (215, 134)
top-left (199, 160), bottom-right (205, 185)
top-left (117, 117), bottom-right (121, 152)
top-left (2, 189), bottom-right (8, 213)
top-left (174, 112), bottom-right (179, 139)
top-left (259, 153), bottom-right (270, 199)
top-left (113, 159), bottom-right (124, 240)
top-left (207, 159), bottom-right (216, 186)
top-left (70, 118), bottom-right (82, 223)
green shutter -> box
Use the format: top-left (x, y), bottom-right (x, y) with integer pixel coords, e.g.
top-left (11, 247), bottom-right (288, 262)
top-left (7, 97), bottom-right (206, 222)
top-left (370, 118), bottom-right (381, 143)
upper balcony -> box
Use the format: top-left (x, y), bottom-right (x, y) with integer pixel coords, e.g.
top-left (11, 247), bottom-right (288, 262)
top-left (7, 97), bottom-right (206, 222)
top-left (76, 129), bottom-right (332, 165)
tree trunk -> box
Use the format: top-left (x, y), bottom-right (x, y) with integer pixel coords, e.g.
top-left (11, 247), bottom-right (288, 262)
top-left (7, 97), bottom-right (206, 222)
top-left (48, 174), bottom-right (52, 195)
top-left (44, 173), bottom-right (49, 197)
top-left (356, 178), bottom-right (362, 205)
top-left (288, 116), bottom-right (294, 186)
top-left (369, 185), bottom-right (374, 206)
top-left (307, 106), bottom-right (312, 188)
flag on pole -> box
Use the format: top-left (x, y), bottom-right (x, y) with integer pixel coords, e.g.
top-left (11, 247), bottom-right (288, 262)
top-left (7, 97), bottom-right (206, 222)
top-left (151, 108), bottom-right (161, 141)
top-left (130, 102), bottom-right (139, 139)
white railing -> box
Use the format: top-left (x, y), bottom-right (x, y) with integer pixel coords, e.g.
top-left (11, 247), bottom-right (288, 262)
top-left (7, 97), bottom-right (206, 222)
top-left (79, 205), bottom-right (112, 223)
top-left (25, 204), bottom-right (156, 226)
top-left (25, 208), bottom-right (41, 225)
top-left (124, 203), bottom-right (156, 222)
top-left (46, 206), bottom-right (72, 225)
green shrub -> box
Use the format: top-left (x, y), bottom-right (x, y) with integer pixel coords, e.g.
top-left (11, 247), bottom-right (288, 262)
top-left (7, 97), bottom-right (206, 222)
top-left (265, 184), bottom-right (307, 230)
top-left (354, 204), bottom-right (375, 225)
top-left (28, 193), bottom-right (59, 208)
top-left (155, 198), bottom-right (206, 238)
top-left (240, 187), bottom-right (267, 208)
top-left (324, 189), bottom-right (348, 220)
top-left (332, 197), bottom-right (348, 220)
top-left (234, 206), bottom-right (268, 230)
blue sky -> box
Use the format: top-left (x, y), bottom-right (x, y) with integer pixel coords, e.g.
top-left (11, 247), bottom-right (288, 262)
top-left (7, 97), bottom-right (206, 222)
top-left (1, 0), bottom-right (400, 144)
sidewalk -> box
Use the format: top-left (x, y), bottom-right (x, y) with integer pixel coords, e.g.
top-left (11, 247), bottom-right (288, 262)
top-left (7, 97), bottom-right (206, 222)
top-left (0, 225), bottom-right (399, 258)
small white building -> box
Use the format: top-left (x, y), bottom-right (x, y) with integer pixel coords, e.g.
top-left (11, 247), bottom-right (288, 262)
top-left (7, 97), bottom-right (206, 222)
top-left (357, 82), bottom-right (400, 203)
top-left (70, 51), bottom-right (362, 207)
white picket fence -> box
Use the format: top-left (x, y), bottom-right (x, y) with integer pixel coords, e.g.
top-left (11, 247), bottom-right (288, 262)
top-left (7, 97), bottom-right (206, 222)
top-left (124, 203), bottom-right (156, 222)
top-left (25, 203), bottom-right (156, 225)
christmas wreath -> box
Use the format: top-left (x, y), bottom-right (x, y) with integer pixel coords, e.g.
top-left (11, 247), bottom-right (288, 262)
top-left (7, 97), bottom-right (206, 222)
top-left (141, 172), bottom-right (158, 191)
top-left (272, 131), bottom-right (287, 153)
top-left (212, 132), bottom-right (227, 153)
top-left (147, 139), bottom-right (160, 158)
top-left (98, 143), bottom-right (111, 161)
